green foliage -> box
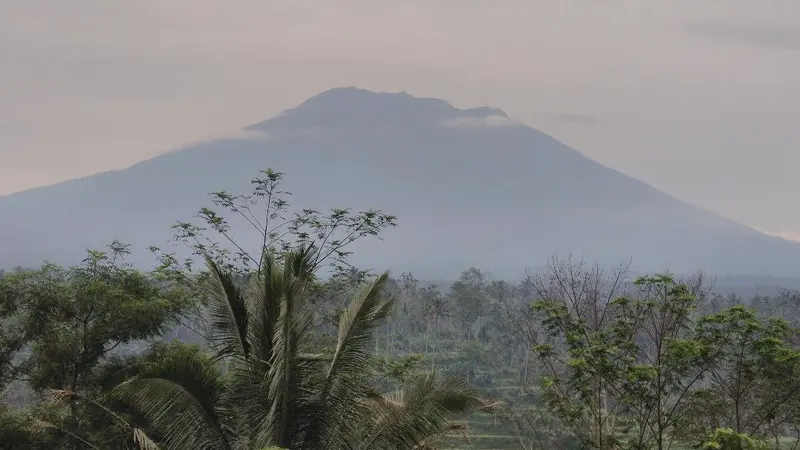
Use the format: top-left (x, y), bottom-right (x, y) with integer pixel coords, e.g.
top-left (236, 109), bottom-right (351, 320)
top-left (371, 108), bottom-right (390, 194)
top-left (7, 169), bottom-right (800, 450)
top-left (0, 405), bottom-right (46, 449)
top-left (114, 246), bottom-right (488, 449)
top-left (63, 168), bottom-right (485, 449)
top-left (532, 272), bottom-right (715, 449)
top-left (374, 354), bottom-right (425, 382)
top-left (700, 428), bottom-right (768, 450)
top-left (680, 306), bottom-right (800, 441)
top-left (150, 169), bottom-right (397, 291)
top-left (0, 242), bottom-right (191, 395)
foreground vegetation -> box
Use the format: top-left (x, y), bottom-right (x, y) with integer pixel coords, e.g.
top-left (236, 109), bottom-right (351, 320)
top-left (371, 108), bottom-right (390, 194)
top-left (2, 169), bottom-right (800, 449)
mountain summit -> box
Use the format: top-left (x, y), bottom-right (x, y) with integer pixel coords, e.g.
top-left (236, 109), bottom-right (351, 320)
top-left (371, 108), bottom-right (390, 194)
top-left (247, 87), bottom-right (510, 132)
top-left (1, 87), bottom-right (798, 278)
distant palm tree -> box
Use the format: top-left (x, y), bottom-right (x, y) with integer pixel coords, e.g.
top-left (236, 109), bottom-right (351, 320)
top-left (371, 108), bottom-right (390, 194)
top-left (113, 244), bottom-right (491, 450)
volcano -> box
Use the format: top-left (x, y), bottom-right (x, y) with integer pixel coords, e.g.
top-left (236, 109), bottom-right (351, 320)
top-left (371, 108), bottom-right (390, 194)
top-left (1, 87), bottom-right (798, 279)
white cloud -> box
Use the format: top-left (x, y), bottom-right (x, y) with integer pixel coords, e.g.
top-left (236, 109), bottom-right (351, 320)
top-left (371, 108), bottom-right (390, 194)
top-left (151, 129), bottom-right (270, 156)
top-left (751, 226), bottom-right (800, 242)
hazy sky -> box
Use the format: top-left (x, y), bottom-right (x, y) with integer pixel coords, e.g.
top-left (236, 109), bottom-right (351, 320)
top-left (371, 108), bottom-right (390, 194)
top-left (2, 1), bottom-right (799, 238)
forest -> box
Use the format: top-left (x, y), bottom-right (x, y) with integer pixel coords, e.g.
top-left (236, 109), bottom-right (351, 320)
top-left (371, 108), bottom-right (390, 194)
top-left (2, 169), bottom-right (800, 450)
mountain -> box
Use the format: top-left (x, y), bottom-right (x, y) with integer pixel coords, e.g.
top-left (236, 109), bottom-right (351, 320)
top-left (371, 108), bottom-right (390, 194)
top-left (2, 87), bottom-right (799, 279)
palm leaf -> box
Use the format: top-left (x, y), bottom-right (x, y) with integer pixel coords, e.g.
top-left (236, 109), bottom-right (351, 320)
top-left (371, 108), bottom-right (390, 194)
top-left (232, 253), bottom-right (284, 446)
top-left (133, 428), bottom-right (161, 450)
top-left (248, 250), bottom-right (283, 367)
top-left (328, 272), bottom-right (393, 381)
top-left (357, 373), bottom-right (489, 450)
top-left (46, 389), bottom-right (162, 450)
top-left (205, 257), bottom-right (250, 360)
top-left (277, 245), bottom-right (315, 443)
top-left (236, 246), bottom-right (322, 449)
top-left (233, 251), bottom-right (284, 445)
top-left (30, 420), bottom-right (104, 450)
top-left (412, 421), bottom-right (470, 450)
top-left (113, 348), bottom-right (233, 450)
top-left (302, 272), bottom-right (393, 449)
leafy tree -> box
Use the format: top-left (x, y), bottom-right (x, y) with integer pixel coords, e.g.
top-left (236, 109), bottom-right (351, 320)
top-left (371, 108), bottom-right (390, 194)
top-left (147, 168), bottom-right (397, 347)
top-left (533, 269), bottom-right (714, 449)
top-left (449, 267), bottom-right (488, 340)
top-left (682, 306), bottom-right (800, 443)
top-left (151, 169), bottom-right (396, 291)
top-left (529, 258), bottom-right (631, 449)
top-left (0, 242), bottom-right (191, 449)
top-left (392, 272), bottom-right (423, 352)
top-left (419, 284), bottom-right (451, 368)
top-left (0, 241), bottom-right (189, 396)
top-left (608, 275), bottom-right (711, 450)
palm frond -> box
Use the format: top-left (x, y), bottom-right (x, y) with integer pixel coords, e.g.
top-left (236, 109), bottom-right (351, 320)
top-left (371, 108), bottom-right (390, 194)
top-left (133, 428), bottom-right (161, 450)
top-left (302, 272), bottom-right (393, 449)
top-left (268, 248), bottom-right (308, 447)
top-left (30, 420), bottom-right (103, 450)
top-left (248, 250), bottom-right (282, 367)
top-left (205, 257), bottom-right (250, 360)
top-left (234, 250), bottom-right (284, 439)
top-left (47, 389), bottom-right (163, 450)
top-left (357, 373), bottom-right (489, 450)
top-left (329, 272), bottom-right (393, 380)
top-left (113, 348), bottom-right (233, 450)
top-left (412, 421), bottom-right (470, 450)
top-left (242, 245), bottom-right (319, 448)
top-left (49, 388), bottom-right (77, 404)
top-left (286, 242), bottom-right (319, 280)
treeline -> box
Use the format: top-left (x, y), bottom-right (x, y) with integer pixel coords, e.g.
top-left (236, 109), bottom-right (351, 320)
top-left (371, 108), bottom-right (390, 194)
top-left (357, 260), bottom-right (800, 449)
top-left (2, 169), bottom-right (800, 450)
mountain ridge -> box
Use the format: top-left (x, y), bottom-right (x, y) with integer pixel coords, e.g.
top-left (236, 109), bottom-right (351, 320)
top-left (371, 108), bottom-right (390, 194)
top-left (253, 86), bottom-right (509, 123)
top-left (1, 87), bottom-right (798, 279)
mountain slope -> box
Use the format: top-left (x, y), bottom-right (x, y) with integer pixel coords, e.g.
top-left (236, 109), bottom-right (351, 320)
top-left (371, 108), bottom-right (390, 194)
top-left (1, 87), bottom-right (798, 278)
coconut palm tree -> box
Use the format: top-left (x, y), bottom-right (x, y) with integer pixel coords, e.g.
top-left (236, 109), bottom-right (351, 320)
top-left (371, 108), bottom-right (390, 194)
top-left (113, 244), bottom-right (491, 449)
